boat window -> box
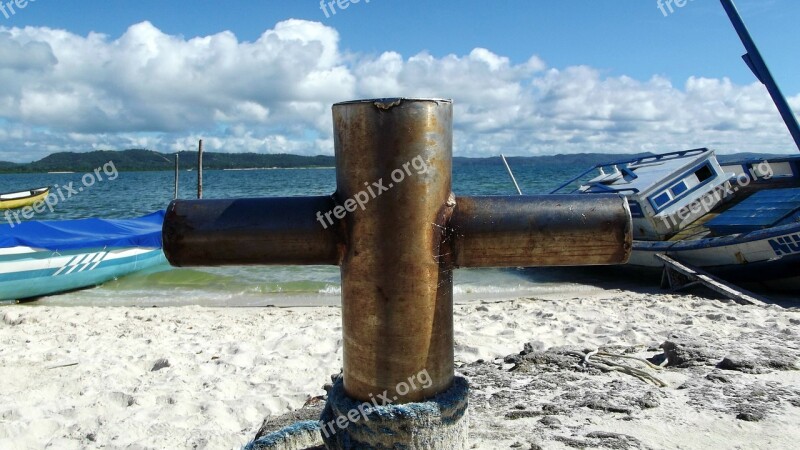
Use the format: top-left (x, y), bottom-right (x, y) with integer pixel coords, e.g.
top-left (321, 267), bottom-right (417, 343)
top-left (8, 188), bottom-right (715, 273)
top-left (651, 191), bottom-right (671, 209)
top-left (627, 200), bottom-right (644, 218)
top-left (695, 165), bottom-right (714, 182)
top-left (671, 181), bottom-right (688, 196)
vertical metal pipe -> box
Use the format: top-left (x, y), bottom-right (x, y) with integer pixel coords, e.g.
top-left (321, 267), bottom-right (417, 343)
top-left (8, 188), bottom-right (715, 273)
top-left (333, 98), bottom-right (454, 403)
top-left (197, 139), bottom-right (204, 199)
top-left (174, 154), bottom-right (180, 200)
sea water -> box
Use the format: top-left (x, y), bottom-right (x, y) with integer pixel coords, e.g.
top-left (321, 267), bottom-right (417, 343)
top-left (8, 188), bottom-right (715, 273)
top-left (0, 162), bottom-right (632, 306)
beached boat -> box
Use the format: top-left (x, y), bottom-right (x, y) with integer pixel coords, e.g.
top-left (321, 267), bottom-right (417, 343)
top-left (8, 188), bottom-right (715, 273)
top-left (546, 1), bottom-right (800, 291)
top-left (0, 187), bottom-right (50, 210)
top-left (551, 148), bottom-right (800, 289)
top-left (0, 211), bottom-right (167, 301)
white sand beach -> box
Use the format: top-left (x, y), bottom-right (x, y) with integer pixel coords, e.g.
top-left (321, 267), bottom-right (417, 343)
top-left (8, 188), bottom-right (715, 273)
top-left (1, 289), bottom-right (798, 449)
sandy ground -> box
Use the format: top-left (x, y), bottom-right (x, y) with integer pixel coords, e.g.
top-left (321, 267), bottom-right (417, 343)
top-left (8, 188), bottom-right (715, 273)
top-left (0, 289), bottom-right (798, 449)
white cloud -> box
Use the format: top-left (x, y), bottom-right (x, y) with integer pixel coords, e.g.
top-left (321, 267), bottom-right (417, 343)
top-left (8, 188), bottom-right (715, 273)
top-left (0, 20), bottom-right (798, 163)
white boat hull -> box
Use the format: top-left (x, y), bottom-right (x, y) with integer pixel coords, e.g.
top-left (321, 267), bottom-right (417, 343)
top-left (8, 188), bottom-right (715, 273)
top-left (0, 246), bottom-right (166, 301)
top-left (630, 222), bottom-right (800, 287)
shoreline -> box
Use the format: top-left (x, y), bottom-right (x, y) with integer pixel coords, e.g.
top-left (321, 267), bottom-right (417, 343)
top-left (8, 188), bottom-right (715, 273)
top-left (1, 291), bottom-right (798, 449)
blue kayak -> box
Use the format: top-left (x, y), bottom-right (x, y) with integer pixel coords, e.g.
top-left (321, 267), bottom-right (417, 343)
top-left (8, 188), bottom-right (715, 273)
top-left (0, 211), bottom-right (167, 301)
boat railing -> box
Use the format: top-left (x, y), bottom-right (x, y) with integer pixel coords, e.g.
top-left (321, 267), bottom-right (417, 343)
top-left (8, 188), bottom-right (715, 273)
top-left (550, 148), bottom-right (711, 194)
top-left (630, 148), bottom-right (709, 166)
top-left (594, 186), bottom-right (639, 196)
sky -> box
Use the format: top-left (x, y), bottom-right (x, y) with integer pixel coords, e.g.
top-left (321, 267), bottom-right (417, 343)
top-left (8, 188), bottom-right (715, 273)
top-left (1, 0), bottom-right (799, 162)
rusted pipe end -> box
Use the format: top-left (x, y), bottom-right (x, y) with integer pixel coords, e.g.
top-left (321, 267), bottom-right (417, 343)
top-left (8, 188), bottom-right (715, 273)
top-left (334, 97), bottom-right (452, 111)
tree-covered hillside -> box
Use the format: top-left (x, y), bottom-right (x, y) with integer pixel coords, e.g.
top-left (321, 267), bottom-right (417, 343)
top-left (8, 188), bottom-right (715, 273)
top-left (0, 149), bottom-right (336, 173)
top-left (0, 149), bottom-right (790, 173)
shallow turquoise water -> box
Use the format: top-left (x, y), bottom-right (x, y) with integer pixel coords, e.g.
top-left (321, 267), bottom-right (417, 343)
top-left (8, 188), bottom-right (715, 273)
top-left (1, 162), bottom-right (609, 306)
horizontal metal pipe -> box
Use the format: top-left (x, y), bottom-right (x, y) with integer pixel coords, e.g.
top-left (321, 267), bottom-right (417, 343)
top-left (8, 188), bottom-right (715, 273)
top-left (450, 195), bottom-right (632, 267)
top-left (162, 197), bottom-right (341, 267)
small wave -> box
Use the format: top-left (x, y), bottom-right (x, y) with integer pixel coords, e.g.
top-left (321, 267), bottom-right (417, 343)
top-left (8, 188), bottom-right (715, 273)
top-left (318, 285), bottom-right (342, 295)
top-left (453, 284), bottom-right (530, 295)
top-left (315, 284), bottom-right (535, 296)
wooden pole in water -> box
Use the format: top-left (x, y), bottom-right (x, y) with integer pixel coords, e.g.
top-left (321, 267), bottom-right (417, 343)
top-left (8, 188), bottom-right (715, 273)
top-left (174, 154), bottom-right (180, 200)
top-left (197, 140), bottom-right (203, 199)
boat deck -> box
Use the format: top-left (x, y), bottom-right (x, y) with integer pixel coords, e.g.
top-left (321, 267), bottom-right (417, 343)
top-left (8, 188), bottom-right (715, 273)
top-left (706, 187), bottom-right (800, 235)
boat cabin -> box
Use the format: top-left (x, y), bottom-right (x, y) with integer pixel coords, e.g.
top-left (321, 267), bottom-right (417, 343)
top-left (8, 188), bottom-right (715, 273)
top-left (552, 148), bottom-right (737, 240)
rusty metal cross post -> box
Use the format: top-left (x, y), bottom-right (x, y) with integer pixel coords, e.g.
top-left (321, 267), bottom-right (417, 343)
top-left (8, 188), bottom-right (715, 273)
top-left (163, 98), bottom-right (632, 449)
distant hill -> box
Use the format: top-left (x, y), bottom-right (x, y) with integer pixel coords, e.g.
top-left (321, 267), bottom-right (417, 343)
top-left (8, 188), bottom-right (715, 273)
top-left (0, 149), bottom-right (336, 173)
top-left (0, 161), bottom-right (20, 171)
top-left (0, 149), bottom-right (794, 173)
top-left (716, 152), bottom-right (790, 163)
top-left (453, 152), bottom-right (655, 168)
top-left (455, 151), bottom-right (794, 169)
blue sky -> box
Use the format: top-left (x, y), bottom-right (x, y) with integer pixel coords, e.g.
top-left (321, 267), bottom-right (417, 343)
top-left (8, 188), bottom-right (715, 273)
top-left (1, 0), bottom-right (799, 161)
